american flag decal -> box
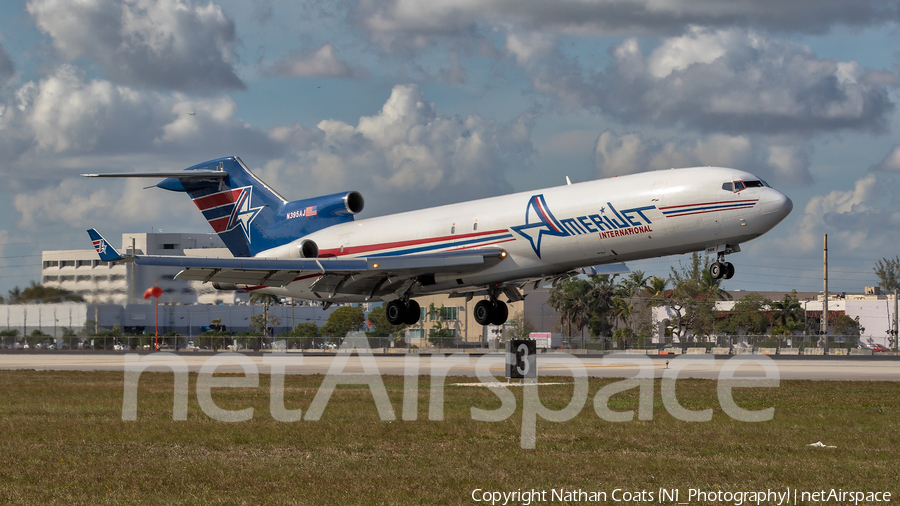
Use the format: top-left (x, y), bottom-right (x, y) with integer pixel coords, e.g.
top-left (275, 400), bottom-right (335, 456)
top-left (306, 205), bottom-right (317, 217)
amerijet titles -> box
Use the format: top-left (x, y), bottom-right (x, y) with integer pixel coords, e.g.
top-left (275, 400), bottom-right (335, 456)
top-left (511, 194), bottom-right (656, 258)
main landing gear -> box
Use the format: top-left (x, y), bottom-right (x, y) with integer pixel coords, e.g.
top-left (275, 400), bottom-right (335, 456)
top-left (385, 298), bottom-right (421, 325)
top-left (709, 253), bottom-right (735, 280)
top-left (473, 299), bottom-right (509, 326)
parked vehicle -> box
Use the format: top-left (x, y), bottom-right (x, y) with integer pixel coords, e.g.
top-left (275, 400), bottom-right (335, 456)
top-left (658, 344), bottom-right (676, 355)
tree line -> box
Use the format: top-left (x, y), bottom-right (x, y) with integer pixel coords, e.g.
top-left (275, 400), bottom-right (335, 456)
top-left (546, 252), bottom-right (862, 344)
top-left (2, 282), bottom-right (84, 304)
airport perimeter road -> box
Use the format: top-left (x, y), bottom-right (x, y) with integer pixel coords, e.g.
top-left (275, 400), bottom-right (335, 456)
top-left (0, 352), bottom-right (898, 380)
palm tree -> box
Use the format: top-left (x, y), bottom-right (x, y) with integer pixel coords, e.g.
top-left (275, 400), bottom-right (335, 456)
top-left (618, 271), bottom-right (650, 333)
top-left (771, 296), bottom-right (802, 327)
top-left (620, 271), bottom-right (650, 298)
top-left (249, 293), bottom-right (280, 306)
top-left (248, 292), bottom-right (281, 348)
top-left (768, 294), bottom-right (804, 349)
top-left (548, 278), bottom-right (592, 339)
top-left (611, 296), bottom-right (632, 330)
top-left (699, 268), bottom-right (732, 301)
top-left (645, 276), bottom-right (668, 298)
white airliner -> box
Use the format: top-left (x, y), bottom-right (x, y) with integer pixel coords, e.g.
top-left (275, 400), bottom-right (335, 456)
top-left (85, 157), bottom-right (792, 328)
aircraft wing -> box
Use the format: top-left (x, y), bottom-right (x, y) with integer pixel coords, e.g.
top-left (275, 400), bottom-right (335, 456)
top-left (132, 248), bottom-right (508, 297)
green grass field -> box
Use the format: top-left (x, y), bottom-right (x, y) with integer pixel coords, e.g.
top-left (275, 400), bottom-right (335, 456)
top-left (0, 370), bottom-right (898, 505)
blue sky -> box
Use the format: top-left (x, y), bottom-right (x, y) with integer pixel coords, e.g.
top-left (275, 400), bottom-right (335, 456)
top-left (1, 0), bottom-right (899, 298)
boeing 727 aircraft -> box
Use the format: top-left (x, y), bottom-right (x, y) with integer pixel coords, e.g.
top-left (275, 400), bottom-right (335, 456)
top-left (84, 156), bottom-right (792, 327)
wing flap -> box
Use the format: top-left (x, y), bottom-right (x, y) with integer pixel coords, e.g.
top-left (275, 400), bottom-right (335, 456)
top-left (135, 248), bottom-right (507, 290)
top-left (175, 269), bottom-right (303, 285)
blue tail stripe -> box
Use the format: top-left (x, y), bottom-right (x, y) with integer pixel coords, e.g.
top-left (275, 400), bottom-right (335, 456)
top-left (201, 207), bottom-right (234, 220)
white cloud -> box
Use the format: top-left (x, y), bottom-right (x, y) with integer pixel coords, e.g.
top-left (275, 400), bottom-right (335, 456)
top-left (790, 174), bottom-right (900, 252)
top-left (13, 177), bottom-right (198, 235)
top-left (24, 65), bottom-right (165, 153)
top-left (593, 130), bottom-right (812, 184)
top-left (257, 84), bottom-right (535, 214)
top-left (871, 144), bottom-right (900, 172)
top-left (27, 0), bottom-right (244, 91)
top-left (268, 44), bottom-right (368, 79)
top-left (3, 65), bottom-right (279, 167)
top-left (353, 0), bottom-right (900, 47)
top-left (8, 83), bottom-right (535, 231)
top-left (646, 26), bottom-right (742, 78)
top-left (541, 28), bottom-right (895, 136)
top-left (505, 31), bottom-right (555, 65)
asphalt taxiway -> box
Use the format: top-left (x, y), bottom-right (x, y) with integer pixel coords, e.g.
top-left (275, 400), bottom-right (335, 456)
top-left (0, 352), bottom-right (897, 380)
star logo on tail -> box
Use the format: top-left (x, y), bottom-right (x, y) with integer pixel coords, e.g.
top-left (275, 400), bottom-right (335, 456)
top-left (226, 187), bottom-right (263, 243)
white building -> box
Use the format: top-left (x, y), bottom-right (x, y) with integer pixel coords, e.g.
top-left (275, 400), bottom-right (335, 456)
top-left (41, 232), bottom-right (241, 305)
top-left (0, 302), bottom-right (336, 340)
top-left (654, 290), bottom-right (898, 347)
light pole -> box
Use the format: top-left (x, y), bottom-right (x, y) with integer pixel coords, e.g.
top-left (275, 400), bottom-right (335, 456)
top-left (803, 300), bottom-right (808, 348)
top-left (540, 304), bottom-right (546, 332)
top-left (143, 286), bottom-right (162, 350)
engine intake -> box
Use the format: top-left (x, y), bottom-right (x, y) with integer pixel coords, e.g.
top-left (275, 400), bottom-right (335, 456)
top-left (300, 239), bottom-right (318, 258)
top-left (317, 191), bottom-right (364, 217)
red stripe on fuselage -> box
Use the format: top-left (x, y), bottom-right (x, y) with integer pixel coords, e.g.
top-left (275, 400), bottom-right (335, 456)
top-left (663, 205), bottom-right (756, 217)
top-left (448, 237), bottom-right (517, 251)
top-left (658, 199), bottom-right (757, 210)
top-left (317, 228), bottom-right (508, 257)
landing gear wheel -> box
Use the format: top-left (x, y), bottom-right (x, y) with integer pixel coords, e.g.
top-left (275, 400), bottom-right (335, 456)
top-left (404, 299), bottom-right (421, 325)
top-left (709, 261), bottom-right (724, 280)
top-left (723, 262), bottom-right (735, 280)
top-left (474, 300), bottom-right (494, 326)
top-left (385, 299), bottom-right (406, 325)
top-left (490, 301), bottom-right (509, 325)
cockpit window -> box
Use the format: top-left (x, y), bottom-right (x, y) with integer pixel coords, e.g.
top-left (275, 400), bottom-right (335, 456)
top-left (721, 182), bottom-right (733, 191)
top-left (744, 180), bottom-right (765, 188)
top-left (733, 181), bottom-right (746, 191)
top-left (759, 179), bottom-right (771, 187)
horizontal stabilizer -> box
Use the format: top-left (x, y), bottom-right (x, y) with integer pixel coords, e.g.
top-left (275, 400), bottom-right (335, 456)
top-left (81, 171), bottom-right (226, 178)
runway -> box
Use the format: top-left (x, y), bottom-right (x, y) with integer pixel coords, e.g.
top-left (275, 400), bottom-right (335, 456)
top-left (1, 352), bottom-right (898, 380)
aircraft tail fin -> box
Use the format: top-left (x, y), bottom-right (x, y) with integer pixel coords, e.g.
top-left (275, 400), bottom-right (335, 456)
top-left (83, 156), bottom-right (364, 257)
top-left (86, 229), bottom-right (125, 262)
top-left (154, 157), bottom-right (363, 257)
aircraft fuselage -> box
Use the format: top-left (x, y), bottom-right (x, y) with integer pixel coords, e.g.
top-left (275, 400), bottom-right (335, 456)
top-left (257, 166), bottom-right (792, 302)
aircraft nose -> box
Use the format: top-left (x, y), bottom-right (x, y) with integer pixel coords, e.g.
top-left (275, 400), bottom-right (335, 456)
top-left (759, 188), bottom-right (793, 224)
